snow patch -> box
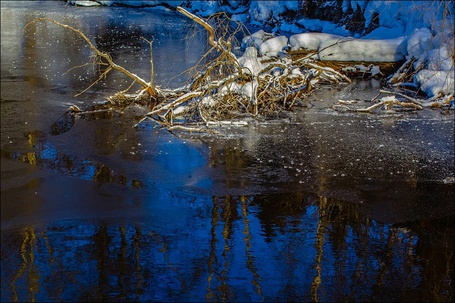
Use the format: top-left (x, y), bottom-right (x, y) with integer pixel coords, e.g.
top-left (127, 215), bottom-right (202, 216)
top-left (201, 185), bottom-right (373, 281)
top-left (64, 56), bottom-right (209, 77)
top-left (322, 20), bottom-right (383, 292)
top-left (402, 27), bottom-right (454, 97)
top-left (415, 70), bottom-right (454, 98)
top-left (73, 0), bottom-right (102, 6)
top-left (296, 18), bottom-right (351, 37)
top-left (318, 36), bottom-right (406, 62)
top-left (290, 33), bottom-right (406, 62)
top-left (241, 30), bottom-right (274, 49)
top-left (406, 28), bottom-right (433, 59)
top-left (238, 47), bottom-right (262, 76)
top-left (259, 35), bottom-right (288, 57)
top-left (289, 33), bottom-right (347, 51)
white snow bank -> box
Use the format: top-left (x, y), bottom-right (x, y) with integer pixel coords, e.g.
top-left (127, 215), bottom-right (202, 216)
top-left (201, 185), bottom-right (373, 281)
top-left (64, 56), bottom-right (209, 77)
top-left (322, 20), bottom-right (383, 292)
top-left (289, 33), bottom-right (406, 62)
top-left (296, 18), bottom-right (351, 37)
top-left (259, 35), bottom-right (288, 57)
top-left (238, 47), bottom-right (262, 76)
top-left (414, 70), bottom-right (454, 97)
top-left (406, 42), bottom-right (454, 99)
top-left (363, 26), bottom-right (406, 39)
top-left (361, 0), bottom-right (454, 38)
top-left (406, 28), bottom-right (433, 59)
top-left (403, 28), bottom-right (454, 97)
top-left (241, 30), bottom-right (274, 49)
top-left (318, 36), bottom-right (406, 62)
top-left (248, 1), bottom-right (298, 23)
top-left (73, 0), bottom-right (101, 6)
top-left (289, 33), bottom-right (347, 51)
top-left (275, 22), bottom-right (303, 35)
top-left (405, 28), bottom-right (454, 71)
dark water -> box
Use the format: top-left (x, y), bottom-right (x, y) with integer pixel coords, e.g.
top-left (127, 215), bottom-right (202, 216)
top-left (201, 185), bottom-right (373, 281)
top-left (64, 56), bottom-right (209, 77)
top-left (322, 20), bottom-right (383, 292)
top-left (1, 1), bottom-right (454, 302)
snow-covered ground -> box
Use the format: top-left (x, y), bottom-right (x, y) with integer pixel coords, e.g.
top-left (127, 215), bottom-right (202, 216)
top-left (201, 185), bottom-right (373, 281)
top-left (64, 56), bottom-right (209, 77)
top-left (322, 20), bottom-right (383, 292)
top-left (68, 0), bottom-right (454, 99)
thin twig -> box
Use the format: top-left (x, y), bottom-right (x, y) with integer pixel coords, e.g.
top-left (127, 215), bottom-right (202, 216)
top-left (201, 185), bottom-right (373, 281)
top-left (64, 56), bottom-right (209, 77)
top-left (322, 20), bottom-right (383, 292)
top-left (147, 91), bottom-right (202, 116)
top-left (141, 37), bottom-right (155, 88)
top-left (25, 18), bottom-right (159, 97)
top-left (379, 89), bottom-right (423, 107)
top-left (75, 66), bottom-right (112, 97)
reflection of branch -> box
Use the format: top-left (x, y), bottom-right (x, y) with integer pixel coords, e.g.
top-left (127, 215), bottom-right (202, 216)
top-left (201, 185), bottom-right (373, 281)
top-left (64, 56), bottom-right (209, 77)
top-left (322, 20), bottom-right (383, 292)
top-left (11, 226), bottom-right (38, 302)
top-left (220, 196), bottom-right (232, 299)
top-left (206, 197), bottom-right (220, 301)
top-left (241, 196), bottom-right (263, 298)
top-left (311, 197), bottom-right (327, 302)
top-left (375, 229), bottom-right (398, 288)
top-left (24, 18), bottom-right (159, 97)
top-left (133, 227), bottom-right (143, 299)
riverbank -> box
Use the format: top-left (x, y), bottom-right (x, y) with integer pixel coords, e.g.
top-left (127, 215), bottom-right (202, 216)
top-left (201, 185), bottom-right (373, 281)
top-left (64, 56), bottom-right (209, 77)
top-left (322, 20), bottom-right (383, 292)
top-left (68, 0), bottom-right (454, 101)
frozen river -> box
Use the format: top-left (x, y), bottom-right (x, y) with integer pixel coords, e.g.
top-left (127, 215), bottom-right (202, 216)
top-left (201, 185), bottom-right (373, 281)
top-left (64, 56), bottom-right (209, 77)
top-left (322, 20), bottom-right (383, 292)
top-left (1, 1), bottom-right (454, 302)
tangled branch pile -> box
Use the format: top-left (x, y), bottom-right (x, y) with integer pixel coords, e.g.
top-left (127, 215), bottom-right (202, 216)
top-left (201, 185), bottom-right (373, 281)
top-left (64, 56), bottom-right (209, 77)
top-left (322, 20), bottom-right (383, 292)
top-left (333, 58), bottom-right (454, 113)
top-left (26, 7), bottom-right (453, 134)
top-left (132, 7), bottom-right (351, 131)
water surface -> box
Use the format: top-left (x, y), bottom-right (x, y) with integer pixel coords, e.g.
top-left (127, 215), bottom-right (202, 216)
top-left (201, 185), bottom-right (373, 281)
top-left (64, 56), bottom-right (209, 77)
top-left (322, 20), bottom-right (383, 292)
top-left (1, 1), bottom-right (454, 302)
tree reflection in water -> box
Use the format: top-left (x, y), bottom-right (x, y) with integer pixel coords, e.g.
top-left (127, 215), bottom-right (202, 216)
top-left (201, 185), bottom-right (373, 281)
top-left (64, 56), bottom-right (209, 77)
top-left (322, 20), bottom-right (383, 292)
top-left (1, 194), bottom-right (452, 302)
top-left (1, 130), bottom-right (142, 188)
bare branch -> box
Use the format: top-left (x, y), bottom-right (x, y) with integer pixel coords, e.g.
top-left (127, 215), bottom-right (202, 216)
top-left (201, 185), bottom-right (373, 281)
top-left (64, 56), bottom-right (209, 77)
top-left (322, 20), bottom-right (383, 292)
top-left (176, 7), bottom-right (215, 47)
top-left (146, 91), bottom-right (202, 116)
top-left (176, 7), bottom-right (242, 74)
top-left (379, 89), bottom-right (423, 107)
top-left (75, 66), bottom-right (112, 97)
top-left (141, 37), bottom-right (155, 88)
top-left (25, 18), bottom-right (159, 97)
